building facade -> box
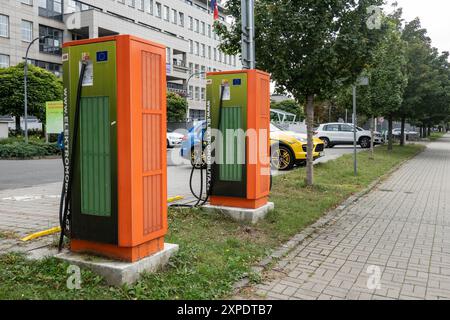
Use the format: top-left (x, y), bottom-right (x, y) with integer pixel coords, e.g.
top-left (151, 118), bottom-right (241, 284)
top-left (0, 0), bottom-right (241, 120)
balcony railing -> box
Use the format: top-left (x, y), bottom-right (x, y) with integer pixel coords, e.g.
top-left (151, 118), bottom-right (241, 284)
top-left (167, 82), bottom-right (188, 97)
top-left (173, 59), bottom-right (188, 73)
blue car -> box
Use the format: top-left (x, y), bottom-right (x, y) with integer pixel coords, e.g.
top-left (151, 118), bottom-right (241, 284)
top-left (180, 121), bottom-right (207, 167)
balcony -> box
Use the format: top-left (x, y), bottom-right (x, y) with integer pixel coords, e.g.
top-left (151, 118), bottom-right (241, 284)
top-left (167, 82), bottom-right (188, 97)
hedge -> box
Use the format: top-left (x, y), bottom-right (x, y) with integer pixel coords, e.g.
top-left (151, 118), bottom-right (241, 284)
top-left (0, 141), bottom-right (61, 159)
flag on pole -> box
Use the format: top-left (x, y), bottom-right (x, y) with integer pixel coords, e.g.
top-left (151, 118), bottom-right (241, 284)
top-left (210, 0), bottom-right (219, 20)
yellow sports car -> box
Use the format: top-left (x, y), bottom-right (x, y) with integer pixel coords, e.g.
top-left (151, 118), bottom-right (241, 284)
top-left (270, 124), bottom-right (325, 171)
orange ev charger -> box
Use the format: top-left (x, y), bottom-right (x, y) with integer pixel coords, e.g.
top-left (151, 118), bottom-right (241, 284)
top-left (62, 35), bottom-right (167, 262)
top-left (207, 70), bottom-right (271, 210)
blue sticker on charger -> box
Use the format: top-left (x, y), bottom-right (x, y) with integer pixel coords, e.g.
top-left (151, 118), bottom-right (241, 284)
top-left (96, 51), bottom-right (108, 62)
top-left (233, 79), bottom-right (242, 86)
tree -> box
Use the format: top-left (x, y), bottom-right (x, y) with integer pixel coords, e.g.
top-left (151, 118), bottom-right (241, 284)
top-left (216, 0), bottom-right (384, 185)
top-left (167, 92), bottom-right (187, 122)
top-left (0, 63), bottom-right (62, 133)
top-left (271, 99), bottom-right (305, 121)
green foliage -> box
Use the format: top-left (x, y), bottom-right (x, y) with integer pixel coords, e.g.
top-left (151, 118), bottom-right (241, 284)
top-left (271, 99), bottom-right (305, 121)
top-left (0, 138), bottom-right (60, 159)
top-left (167, 92), bottom-right (187, 122)
top-left (216, 0), bottom-right (384, 100)
top-left (0, 63), bottom-right (62, 131)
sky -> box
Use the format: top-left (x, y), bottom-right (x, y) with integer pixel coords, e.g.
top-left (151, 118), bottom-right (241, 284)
top-left (387, 0), bottom-right (450, 54)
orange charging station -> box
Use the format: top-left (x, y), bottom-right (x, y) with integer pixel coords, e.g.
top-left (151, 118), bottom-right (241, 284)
top-left (207, 70), bottom-right (271, 210)
top-left (62, 35), bottom-right (167, 262)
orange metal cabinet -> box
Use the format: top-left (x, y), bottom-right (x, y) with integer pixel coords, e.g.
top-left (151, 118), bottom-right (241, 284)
top-left (207, 70), bottom-right (271, 209)
top-left (63, 35), bottom-right (167, 262)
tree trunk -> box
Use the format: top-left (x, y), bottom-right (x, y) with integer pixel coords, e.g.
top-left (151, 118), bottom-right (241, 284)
top-left (370, 116), bottom-right (375, 159)
top-left (306, 94), bottom-right (315, 186)
top-left (400, 116), bottom-right (406, 146)
top-left (428, 126), bottom-right (431, 137)
top-left (15, 116), bottom-right (21, 134)
top-left (388, 115), bottom-right (393, 151)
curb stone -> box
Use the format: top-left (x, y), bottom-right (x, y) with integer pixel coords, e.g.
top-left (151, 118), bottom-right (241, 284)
top-left (233, 144), bottom-right (427, 294)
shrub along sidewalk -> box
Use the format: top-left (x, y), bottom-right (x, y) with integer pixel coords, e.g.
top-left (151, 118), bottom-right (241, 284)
top-left (0, 137), bottom-right (60, 159)
top-left (0, 144), bottom-right (424, 300)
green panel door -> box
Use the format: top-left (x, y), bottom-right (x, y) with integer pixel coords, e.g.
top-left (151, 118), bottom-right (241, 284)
top-left (220, 107), bottom-right (244, 182)
top-left (80, 96), bottom-right (111, 217)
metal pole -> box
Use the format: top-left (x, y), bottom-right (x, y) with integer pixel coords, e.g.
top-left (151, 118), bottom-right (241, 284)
top-left (352, 85), bottom-right (357, 176)
top-left (248, 0), bottom-right (255, 69)
top-left (184, 71), bottom-right (207, 121)
top-left (24, 36), bottom-right (47, 144)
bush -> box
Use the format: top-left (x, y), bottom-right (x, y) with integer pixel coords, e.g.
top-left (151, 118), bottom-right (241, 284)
top-left (0, 141), bottom-right (60, 159)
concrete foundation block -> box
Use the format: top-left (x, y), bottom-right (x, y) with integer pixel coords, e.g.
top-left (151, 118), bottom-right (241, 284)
top-left (202, 202), bottom-right (275, 224)
top-left (56, 243), bottom-right (179, 286)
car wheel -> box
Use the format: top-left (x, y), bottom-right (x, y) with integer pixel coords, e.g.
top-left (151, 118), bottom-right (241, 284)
top-left (360, 137), bottom-right (370, 149)
top-left (191, 148), bottom-right (206, 169)
top-left (167, 139), bottom-right (172, 149)
top-left (321, 137), bottom-right (331, 149)
top-left (271, 146), bottom-right (295, 171)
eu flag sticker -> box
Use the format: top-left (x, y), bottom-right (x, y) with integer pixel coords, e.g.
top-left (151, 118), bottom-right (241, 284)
top-left (96, 51), bottom-right (108, 62)
top-left (233, 79), bottom-right (242, 86)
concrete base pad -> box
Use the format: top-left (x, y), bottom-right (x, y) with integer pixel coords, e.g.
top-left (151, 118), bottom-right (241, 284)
top-left (56, 243), bottom-right (179, 286)
top-left (202, 202), bottom-right (275, 224)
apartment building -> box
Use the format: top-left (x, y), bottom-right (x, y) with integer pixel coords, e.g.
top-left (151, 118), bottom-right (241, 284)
top-left (0, 0), bottom-right (241, 120)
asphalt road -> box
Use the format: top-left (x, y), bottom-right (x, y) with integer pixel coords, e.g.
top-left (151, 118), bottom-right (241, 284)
top-left (0, 146), bottom-right (364, 202)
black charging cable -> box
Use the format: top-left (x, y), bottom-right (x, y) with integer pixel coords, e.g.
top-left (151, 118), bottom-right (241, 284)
top-left (58, 61), bottom-right (87, 252)
top-left (171, 85), bottom-right (225, 208)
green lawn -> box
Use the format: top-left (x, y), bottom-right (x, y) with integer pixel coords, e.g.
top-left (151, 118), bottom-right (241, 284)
top-left (0, 144), bottom-right (425, 300)
top-left (429, 132), bottom-right (446, 141)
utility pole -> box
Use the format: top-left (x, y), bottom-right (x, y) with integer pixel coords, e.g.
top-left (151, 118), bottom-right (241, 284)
top-left (241, 0), bottom-right (255, 69)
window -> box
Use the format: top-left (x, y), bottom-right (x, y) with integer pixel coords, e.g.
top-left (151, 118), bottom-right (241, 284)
top-left (0, 54), bottom-right (10, 68)
top-left (218, 50), bottom-right (222, 63)
top-left (324, 124), bottom-right (339, 132)
top-left (194, 19), bottom-right (199, 33)
top-left (136, 0), bottom-right (144, 10)
top-left (39, 0), bottom-right (63, 21)
top-left (340, 124), bottom-right (353, 132)
top-left (208, 24), bottom-right (211, 38)
top-left (189, 40), bottom-right (193, 54)
top-left (208, 46), bottom-right (211, 59)
top-left (194, 41), bottom-right (199, 56)
top-left (194, 64), bottom-right (199, 77)
top-left (163, 5), bottom-right (169, 21)
top-left (21, 20), bottom-right (33, 42)
top-left (29, 58), bottom-right (62, 76)
top-left (178, 12), bottom-right (184, 27)
top-left (188, 85), bottom-right (193, 100)
top-left (188, 62), bottom-right (193, 74)
top-left (128, 0), bottom-right (136, 8)
top-left (201, 44), bottom-right (205, 57)
top-left (188, 16), bottom-right (193, 30)
top-left (201, 22), bottom-right (205, 35)
top-left (213, 48), bottom-right (217, 61)
top-left (67, 0), bottom-right (97, 13)
top-left (201, 66), bottom-right (206, 79)
top-left (39, 25), bottom-right (63, 55)
top-left (155, 2), bottom-right (161, 18)
top-left (0, 15), bottom-right (9, 38)
top-left (21, 0), bottom-right (33, 5)
top-left (144, 0), bottom-right (153, 14)
top-left (166, 47), bottom-right (171, 64)
top-left (201, 88), bottom-right (205, 101)
top-left (195, 87), bottom-right (200, 101)
top-left (172, 9), bottom-right (178, 24)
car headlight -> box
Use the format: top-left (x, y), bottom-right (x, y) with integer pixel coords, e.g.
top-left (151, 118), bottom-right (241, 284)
top-left (297, 138), bottom-right (307, 143)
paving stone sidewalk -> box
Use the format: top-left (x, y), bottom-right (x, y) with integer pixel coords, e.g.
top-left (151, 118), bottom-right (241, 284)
top-left (0, 183), bottom-right (60, 254)
top-left (240, 135), bottom-right (450, 300)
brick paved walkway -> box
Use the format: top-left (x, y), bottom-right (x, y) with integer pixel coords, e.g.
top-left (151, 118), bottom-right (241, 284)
top-left (0, 183), bottom-right (60, 254)
top-left (243, 135), bottom-right (450, 300)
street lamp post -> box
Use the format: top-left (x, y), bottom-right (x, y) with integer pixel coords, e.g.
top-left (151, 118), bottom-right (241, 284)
top-left (24, 35), bottom-right (49, 144)
top-left (184, 71), bottom-right (207, 121)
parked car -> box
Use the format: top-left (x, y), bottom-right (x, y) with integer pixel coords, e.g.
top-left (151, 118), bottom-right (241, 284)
top-left (167, 129), bottom-right (184, 148)
top-left (270, 124), bottom-right (325, 171)
top-left (315, 123), bottom-right (384, 149)
top-left (392, 128), bottom-right (419, 139)
top-left (180, 122), bottom-right (325, 171)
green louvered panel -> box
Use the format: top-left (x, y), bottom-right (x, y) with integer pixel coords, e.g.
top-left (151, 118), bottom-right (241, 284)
top-left (220, 107), bottom-right (244, 182)
top-left (80, 96), bottom-right (112, 217)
